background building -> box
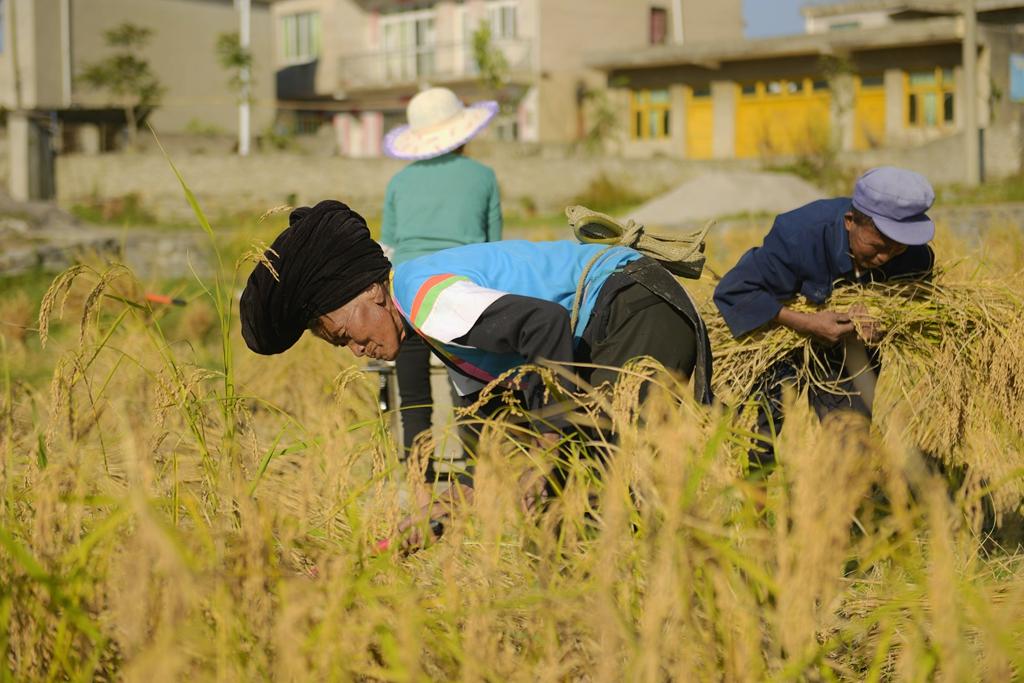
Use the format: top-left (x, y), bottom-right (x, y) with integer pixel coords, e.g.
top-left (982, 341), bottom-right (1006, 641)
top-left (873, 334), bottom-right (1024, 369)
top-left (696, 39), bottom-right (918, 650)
top-left (589, 0), bottom-right (1024, 174)
top-left (0, 0), bottom-right (276, 198)
top-left (272, 0), bottom-right (743, 157)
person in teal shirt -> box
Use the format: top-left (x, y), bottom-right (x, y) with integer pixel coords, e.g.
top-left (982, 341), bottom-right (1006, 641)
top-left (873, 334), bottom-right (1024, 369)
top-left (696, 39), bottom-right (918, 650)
top-left (381, 150), bottom-right (502, 264)
top-left (381, 87), bottom-right (503, 480)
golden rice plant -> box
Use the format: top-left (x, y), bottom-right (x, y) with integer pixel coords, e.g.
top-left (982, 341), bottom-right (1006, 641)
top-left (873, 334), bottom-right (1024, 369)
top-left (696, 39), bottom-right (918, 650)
top-left (0, 290), bottom-right (34, 347)
top-left (3, 145), bottom-right (1024, 680)
top-left (706, 272), bottom-right (1024, 517)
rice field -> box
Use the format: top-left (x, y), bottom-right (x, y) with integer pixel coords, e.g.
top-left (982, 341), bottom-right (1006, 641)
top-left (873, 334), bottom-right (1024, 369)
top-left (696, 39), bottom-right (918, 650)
top-left (2, 167), bottom-right (1024, 681)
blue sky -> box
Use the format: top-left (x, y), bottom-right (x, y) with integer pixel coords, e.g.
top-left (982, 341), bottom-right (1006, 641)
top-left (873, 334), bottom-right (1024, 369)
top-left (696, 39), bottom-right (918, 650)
top-left (744, 0), bottom-right (828, 37)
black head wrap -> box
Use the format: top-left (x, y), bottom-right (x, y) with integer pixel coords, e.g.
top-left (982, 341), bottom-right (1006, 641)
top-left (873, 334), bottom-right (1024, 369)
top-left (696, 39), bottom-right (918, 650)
top-left (240, 200), bottom-right (391, 355)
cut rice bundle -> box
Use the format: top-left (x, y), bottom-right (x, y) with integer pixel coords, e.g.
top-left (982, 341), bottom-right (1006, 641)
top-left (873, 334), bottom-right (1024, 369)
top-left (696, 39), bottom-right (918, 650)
top-left (705, 274), bottom-right (1024, 515)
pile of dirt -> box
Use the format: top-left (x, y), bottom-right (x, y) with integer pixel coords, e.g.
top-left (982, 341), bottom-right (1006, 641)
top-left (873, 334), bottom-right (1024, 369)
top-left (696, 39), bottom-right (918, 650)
top-left (626, 170), bottom-right (826, 228)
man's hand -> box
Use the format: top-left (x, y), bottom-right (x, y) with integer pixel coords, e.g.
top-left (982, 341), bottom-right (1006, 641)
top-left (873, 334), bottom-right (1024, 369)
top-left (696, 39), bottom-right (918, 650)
top-left (520, 432), bottom-right (558, 513)
top-left (847, 304), bottom-right (883, 344)
top-left (776, 308), bottom-right (856, 346)
top-left (393, 482), bottom-right (474, 554)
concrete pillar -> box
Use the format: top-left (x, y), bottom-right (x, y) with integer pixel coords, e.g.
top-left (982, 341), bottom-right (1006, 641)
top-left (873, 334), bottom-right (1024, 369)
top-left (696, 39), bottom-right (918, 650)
top-left (710, 80), bottom-right (736, 159)
top-left (962, 0), bottom-right (980, 185)
top-left (8, 111), bottom-right (31, 202)
top-left (832, 72), bottom-right (856, 152)
top-left (883, 68), bottom-right (904, 145)
top-left (435, 1), bottom-right (458, 78)
top-left (978, 44), bottom-right (992, 128)
top-left (78, 124), bottom-right (102, 155)
top-left (518, 85), bottom-right (540, 143)
top-left (670, 84), bottom-right (687, 158)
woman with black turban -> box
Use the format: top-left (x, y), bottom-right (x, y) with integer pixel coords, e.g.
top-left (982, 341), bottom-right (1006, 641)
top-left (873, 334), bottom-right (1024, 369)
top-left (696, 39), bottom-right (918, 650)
top-left (241, 199), bottom-right (712, 551)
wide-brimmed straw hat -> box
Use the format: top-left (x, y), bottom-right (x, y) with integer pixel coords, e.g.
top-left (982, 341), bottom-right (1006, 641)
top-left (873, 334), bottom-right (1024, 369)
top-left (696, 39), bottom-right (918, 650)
top-left (383, 87), bottom-right (498, 160)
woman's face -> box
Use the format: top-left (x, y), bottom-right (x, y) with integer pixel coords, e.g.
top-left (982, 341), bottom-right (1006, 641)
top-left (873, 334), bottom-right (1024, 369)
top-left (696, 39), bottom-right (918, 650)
top-left (312, 283), bottom-right (406, 361)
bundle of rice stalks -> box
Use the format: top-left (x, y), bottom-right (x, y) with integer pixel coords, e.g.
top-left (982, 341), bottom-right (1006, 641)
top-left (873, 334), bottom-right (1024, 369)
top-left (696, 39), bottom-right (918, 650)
top-left (705, 273), bottom-right (1024, 516)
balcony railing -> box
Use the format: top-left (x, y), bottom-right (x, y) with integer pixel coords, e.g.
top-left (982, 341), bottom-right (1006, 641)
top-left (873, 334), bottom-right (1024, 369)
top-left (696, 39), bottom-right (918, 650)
top-left (338, 38), bottom-right (533, 90)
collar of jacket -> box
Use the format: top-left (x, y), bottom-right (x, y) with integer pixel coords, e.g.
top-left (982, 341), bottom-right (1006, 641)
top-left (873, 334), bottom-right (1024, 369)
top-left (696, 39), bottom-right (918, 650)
top-left (826, 199), bottom-right (855, 278)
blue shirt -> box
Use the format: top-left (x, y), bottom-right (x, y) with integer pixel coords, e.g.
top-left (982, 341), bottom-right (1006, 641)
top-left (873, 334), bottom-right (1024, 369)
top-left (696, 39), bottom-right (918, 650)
top-left (392, 241), bottom-right (641, 384)
top-left (381, 153), bottom-right (502, 265)
top-left (713, 198), bottom-right (934, 338)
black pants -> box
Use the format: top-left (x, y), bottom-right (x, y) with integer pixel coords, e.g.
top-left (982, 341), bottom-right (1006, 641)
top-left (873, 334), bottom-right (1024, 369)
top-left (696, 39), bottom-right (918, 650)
top-left (750, 346), bottom-right (875, 467)
top-left (396, 334), bottom-right (462, 482)
top-left (579, 278), bottom-right (697, 391)
top-left (453, 279), bottom-right (699, 473)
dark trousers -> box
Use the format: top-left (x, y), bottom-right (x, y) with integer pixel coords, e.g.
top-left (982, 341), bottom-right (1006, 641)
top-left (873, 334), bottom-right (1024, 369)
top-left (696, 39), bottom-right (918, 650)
top-left (750, 346), bottom-right (875, 467)
top-left (452, 279), bottom-right (701, 437)
top-left (452, 280), bottom-right (700, 489)
top-left (395, 333), bottom-right (468, 483)
top-left (580, 279), bottom-right (697, 390)
top-left (395, 334), bottom-right (445, 482)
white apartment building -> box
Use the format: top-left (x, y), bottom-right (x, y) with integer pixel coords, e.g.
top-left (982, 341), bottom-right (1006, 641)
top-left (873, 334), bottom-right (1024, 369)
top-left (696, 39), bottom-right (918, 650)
top-left (272, 0), bottom-right (742, 157)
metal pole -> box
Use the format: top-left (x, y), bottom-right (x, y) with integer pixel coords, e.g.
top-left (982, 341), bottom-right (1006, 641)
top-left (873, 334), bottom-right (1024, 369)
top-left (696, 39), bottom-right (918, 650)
top-left (8, 0), bottom-right (28, 201)
top-left (963, 0), bottom-right (980, 185)
top-left (239, 0), bottom-right (251, 156)
top-left (61, 0), bottom-right (71, 107)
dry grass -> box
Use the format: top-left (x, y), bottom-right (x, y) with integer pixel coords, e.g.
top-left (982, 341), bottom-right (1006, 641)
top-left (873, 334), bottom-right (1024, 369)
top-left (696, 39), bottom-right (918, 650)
top-left (2, 171), bottom-right (1024, 680)
top-left (0, 290), bottom-right (34, 347)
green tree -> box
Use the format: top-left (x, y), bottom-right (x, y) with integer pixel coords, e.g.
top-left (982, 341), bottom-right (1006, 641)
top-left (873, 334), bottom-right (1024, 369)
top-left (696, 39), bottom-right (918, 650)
top-left (580, 86), bottom-right (620, 153)
top-left (79, 23), bottom-right (165, 149)
top-left (215, 32), bottom-right (254, 104)
top-left (472, 21), bottom-right (525, 141)
top-left (471, 22), bottom-right (508, 97)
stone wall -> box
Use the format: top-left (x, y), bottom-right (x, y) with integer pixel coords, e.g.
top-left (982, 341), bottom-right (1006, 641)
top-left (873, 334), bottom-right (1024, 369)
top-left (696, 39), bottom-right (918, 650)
top-left (839, 125), bottom-right (1023, 185)
top-left (54, 149), bottom-right (756, 222)
top-left (47, 127), bottom-right (1024, 224)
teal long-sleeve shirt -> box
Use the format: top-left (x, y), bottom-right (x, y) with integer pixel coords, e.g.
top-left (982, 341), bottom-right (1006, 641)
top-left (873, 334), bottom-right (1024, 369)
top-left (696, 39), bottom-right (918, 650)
top-left (381, 153), bottom-right (503, 265)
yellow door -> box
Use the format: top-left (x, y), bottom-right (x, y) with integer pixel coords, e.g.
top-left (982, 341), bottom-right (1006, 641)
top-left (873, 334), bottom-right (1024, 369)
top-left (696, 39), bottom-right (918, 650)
top-left (854, 75), bottom-right (886, 150)
top-left (685, 87), bottom-right (713, 159)
top-left (734, 79), bottom-right (832, 159)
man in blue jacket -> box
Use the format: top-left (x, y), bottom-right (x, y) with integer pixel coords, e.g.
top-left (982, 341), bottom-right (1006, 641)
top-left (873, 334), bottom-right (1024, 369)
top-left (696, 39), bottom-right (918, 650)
top-left (713, 166), bottom-right (936, 464)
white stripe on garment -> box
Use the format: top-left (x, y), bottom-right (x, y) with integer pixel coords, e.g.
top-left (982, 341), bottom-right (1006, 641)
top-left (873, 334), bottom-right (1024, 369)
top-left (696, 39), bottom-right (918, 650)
top-left (419, 279), bottom-right (508, 344)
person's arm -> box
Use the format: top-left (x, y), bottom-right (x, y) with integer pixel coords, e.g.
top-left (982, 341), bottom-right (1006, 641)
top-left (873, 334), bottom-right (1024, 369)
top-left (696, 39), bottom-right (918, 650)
top-left (486, 172), bottom-right (503, 242)
top-left (452, 294), bottom-right (575, 410)
top-left (713, 217), bottom-right (802, 338)
top-left (380, 181), bottom-right (398, 257)
top-left (716, 214), bottom-right (861, 345)
top-left (774, 307), bottom-right (857, 345)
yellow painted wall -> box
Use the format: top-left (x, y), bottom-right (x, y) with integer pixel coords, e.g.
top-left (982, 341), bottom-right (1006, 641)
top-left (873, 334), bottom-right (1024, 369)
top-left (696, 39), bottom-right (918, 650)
top-left (854, 76), bottom-right (886, 150)
top-left (685, 88), bottom-right (713, 159)
top-left (734, 79), bottom-right (831, 159)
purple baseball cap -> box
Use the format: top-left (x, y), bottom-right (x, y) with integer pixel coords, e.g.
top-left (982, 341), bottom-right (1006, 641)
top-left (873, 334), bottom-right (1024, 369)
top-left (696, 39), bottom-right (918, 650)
top-left (851, 166), bottom-right (935, 245)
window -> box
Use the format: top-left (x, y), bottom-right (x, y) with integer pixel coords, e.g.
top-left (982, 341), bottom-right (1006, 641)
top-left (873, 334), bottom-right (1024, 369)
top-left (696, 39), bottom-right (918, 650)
top-left (906, 68), bottom-right (955, 128)
top-left (381, 10), bottom-right (437, 81)
top-left (630, 89), bottom-right (671, 140)
top-left (766, 80), bottom-right (801, 96)
top-left (487, 0), bottom-right (518, 40)
top-left (460, 3), bottom-right (516, 75)
top-left (649, 7), bottom-right (668, 45)
top-left (280, 12), bottom-right (321, 64)
top-left (828, 21), bottom-right (861, 31)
